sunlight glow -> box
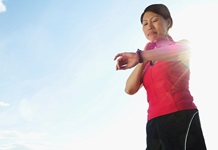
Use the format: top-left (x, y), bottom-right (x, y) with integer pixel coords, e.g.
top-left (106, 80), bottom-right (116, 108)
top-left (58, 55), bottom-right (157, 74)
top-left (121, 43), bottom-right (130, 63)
top-left (175, 2), bottom-right (218, 149)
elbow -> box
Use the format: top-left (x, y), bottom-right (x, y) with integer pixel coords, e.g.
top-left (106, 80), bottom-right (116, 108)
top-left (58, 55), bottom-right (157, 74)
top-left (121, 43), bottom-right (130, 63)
top-left (125, 87), bottom-right (137, 95)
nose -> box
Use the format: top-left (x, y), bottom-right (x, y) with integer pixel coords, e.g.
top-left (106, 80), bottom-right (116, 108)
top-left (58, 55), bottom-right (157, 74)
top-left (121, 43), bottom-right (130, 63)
top-left (148, 22), bottom-right (154, 29)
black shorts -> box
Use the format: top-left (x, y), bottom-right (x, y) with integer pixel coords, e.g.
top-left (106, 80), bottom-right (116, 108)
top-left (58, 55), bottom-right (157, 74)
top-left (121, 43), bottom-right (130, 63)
top-left (146, 109), bottom-right (207, 150)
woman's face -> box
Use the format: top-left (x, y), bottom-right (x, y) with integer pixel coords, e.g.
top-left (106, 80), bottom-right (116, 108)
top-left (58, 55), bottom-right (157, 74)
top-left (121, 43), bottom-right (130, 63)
top-left (142, 11), bottom-right (171, 42)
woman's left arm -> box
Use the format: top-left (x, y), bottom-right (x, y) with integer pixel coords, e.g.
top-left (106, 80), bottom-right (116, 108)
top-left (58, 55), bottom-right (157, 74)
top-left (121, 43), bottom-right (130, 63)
top-left (141, 39), bottom-right (191, 66)
top-left (114, 40), bottom-right (191, 70)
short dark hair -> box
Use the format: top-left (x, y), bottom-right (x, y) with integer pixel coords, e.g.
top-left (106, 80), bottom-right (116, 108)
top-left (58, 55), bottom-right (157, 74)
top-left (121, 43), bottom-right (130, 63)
top-left (140, 4), bottom-right (173, 28)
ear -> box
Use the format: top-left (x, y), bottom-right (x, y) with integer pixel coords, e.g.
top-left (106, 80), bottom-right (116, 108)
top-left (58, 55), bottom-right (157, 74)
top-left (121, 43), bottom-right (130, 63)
top-left (167, 18), bottom-right (172, 28)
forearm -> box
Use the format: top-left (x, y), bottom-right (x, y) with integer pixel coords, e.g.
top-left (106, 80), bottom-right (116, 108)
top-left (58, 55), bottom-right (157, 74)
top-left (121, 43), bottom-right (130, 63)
top-left (142, 40), bottom-right (190, 62)
top-left (125, 62), bottom-right (148, 95)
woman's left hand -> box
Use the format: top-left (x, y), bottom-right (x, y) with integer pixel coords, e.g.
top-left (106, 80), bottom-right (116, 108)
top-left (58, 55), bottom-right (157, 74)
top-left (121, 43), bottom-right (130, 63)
top-left (114, 52), bottom-right (139, 70)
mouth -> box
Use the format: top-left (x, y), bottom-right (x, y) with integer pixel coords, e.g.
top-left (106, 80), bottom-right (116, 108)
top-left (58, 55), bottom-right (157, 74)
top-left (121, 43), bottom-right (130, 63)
top-left (148, 32), bottom-right (157, 37)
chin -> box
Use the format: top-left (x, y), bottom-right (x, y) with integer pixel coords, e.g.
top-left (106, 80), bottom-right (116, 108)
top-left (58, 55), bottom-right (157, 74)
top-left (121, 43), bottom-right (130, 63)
top-left (147, 36), bottom-right (159, 42)
top-left (149, 38), bottom-right (158, 42)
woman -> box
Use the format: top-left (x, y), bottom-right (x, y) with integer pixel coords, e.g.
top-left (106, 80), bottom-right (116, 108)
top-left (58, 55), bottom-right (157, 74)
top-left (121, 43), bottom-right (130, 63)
top-left (114, 4), bottom-right (207, 150)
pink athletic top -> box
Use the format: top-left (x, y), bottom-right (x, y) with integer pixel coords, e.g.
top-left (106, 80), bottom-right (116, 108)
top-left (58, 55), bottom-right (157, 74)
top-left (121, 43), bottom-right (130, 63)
top-left (142, 41), bottom-right (197, 121)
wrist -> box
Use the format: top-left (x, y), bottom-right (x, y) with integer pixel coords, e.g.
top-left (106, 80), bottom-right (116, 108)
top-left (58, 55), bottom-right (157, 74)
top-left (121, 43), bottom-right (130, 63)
top-left (136, 49), bottom-right (143, 63)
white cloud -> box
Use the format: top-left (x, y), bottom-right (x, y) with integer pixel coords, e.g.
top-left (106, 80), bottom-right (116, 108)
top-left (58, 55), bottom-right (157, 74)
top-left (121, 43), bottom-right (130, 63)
top-left (0, 0), bottom-right (6, 13)
top-left (0, 130), bottom-right (63, 150)
top-left (0, 130), bottom-right (47, 139)
top-left (0, 101), bottom-right (10, 107)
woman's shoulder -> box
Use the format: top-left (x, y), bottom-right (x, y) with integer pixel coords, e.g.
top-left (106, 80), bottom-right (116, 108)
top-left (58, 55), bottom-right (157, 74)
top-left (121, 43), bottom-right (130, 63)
top-left (175, 39), bottom-right (191, 50)
top-left (176, 39), bottom-right (190, 45)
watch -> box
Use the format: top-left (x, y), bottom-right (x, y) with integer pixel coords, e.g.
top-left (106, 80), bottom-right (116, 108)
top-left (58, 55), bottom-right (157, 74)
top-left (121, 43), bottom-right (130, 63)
top-left (136, 49), bottom-right (143, 63)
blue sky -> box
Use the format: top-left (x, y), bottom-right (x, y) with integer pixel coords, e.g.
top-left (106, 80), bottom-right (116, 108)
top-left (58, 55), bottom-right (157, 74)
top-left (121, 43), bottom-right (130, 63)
top-left (0, 0), bottom-right (218, 149)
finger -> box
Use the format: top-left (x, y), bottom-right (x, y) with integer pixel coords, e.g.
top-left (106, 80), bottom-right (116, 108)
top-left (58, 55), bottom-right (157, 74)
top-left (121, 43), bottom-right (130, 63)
top-left (116, 59), bottom-right (122, 70)
top-left (119, 66), bottom-right (128, 70)
top-left (115, 59), bottom-right (121, 70)
top-left (114, 53), bottom-right (123, 60)
top-left (116, 63), bottom-right (119, 70)
top-left (117, 57), bottom-right (125, 68)
top-left (118, 60), bottom-right (128, 70)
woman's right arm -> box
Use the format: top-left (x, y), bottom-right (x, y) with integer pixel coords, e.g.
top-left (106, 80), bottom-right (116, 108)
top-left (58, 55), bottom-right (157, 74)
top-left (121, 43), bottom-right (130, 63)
top-left (125, 62), bottom-right (148, 95)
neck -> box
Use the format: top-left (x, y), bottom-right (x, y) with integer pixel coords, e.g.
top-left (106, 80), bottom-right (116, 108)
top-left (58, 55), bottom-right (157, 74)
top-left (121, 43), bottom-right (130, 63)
top-left (154, 36), bottom-right (174, 48)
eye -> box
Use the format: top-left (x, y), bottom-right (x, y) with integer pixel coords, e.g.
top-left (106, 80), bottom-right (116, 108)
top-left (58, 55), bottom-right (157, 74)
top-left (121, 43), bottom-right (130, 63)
top-left (152, 17), bottom-right (159, 22)
top-left (143, 22), bottom-right (148, 26)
